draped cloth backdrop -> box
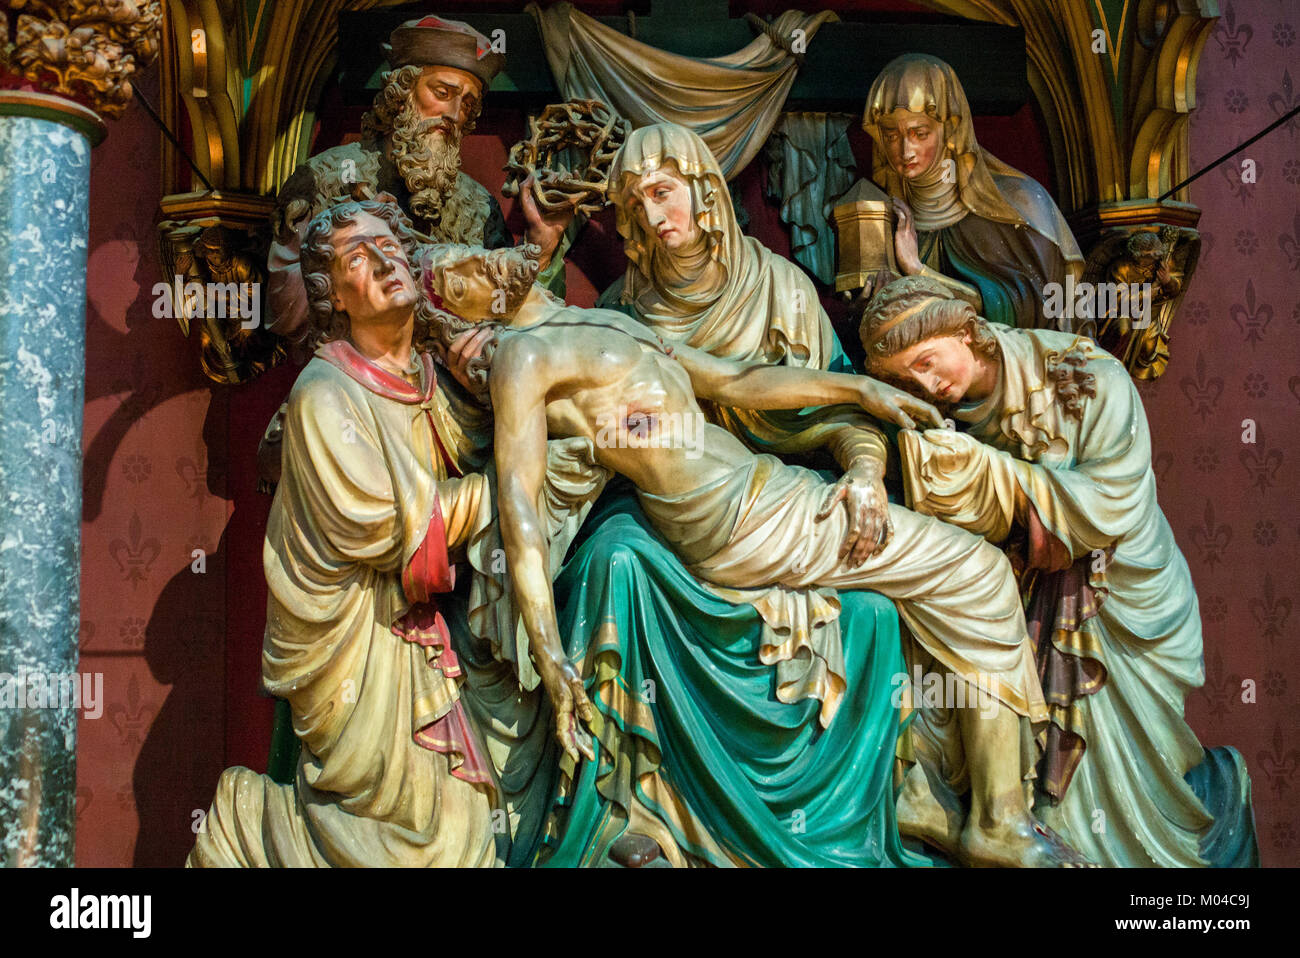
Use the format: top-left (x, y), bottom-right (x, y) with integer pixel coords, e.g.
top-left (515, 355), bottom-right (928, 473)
top-left (526, 2), bottom-right (838, 179)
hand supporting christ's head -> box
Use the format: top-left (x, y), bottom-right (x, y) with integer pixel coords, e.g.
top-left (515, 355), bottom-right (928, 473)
top-left (416, 241), bottom-right (544, 396)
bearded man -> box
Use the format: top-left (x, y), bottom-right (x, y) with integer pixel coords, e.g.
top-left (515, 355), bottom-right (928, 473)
top-left (266, 15), bottom-right (571, 341)
top-left (258, 15), bottom-right (573, 493)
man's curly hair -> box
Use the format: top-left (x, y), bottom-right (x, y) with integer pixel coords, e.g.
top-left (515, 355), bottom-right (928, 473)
top-left (299, 195), bottom-right (434, 350)
top-left (419, 242), bottom-right (544, 399)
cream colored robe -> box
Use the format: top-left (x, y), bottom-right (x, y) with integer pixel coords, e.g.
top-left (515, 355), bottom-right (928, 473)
top-left (189, 351), bottom-right (497, 868)
top-left (899, 326), bottom-right (1229, 867)
top-left (636, 453), bottom-right (1047, 726)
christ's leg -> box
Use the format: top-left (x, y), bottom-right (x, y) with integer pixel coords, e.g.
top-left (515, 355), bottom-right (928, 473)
top-left (788, 503), bottom-right (1093, 866)
top-left (650, 459), bottom-right (1087, 865)
top-left (955, 685), bottom-right (1091, 867)
top-left (895, 752), bottom-right (964, 854)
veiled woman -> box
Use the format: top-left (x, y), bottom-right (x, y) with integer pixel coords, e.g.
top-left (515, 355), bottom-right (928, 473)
top-left (535, 123), bottom-right (929, 867)
top-left (607, 122), bottom-right (898, 540)
top-left (863, 53), bottom-right (1084, 330)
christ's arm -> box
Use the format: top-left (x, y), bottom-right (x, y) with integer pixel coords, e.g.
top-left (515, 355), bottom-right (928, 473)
top-left (490, 339), bottom-right (596, 764)
top-left (671, 342), bottom-right (942, 564)
top-left (671, 342), bottom-right (945, 430)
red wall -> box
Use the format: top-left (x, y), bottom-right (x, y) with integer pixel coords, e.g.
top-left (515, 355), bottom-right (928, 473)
top-left (76, 6), bottom-right (1297, 865)
top-left (77, 65), bottom-right (232, 865)
top-left (1145, 0), bottom-right (1300, 865)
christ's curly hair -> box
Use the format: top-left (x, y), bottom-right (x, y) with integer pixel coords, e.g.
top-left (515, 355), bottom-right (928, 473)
top-left (418, 242), bottom-right (545, 400)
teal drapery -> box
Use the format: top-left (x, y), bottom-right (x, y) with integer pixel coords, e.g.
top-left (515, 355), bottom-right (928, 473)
top-left (536, 489), bottom-right (928, 868)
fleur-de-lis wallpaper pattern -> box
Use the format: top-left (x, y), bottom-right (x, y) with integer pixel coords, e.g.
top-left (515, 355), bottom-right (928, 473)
top-left (1165, 0), bottom-right (1300, 864)
top-left (73, 1), bottom-right (1299, 866)
top-left (77, 64), bottom-right (231, 866)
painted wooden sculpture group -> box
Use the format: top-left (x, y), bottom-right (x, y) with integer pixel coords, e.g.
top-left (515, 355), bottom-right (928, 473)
top-left (188, 16), bottom-right (1258, 869)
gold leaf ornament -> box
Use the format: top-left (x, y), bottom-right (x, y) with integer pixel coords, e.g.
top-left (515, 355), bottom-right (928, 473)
top-left (3, 1), bottom-right (162, 117)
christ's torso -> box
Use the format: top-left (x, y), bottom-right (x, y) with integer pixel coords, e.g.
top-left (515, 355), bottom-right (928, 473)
top-left (498, 306), bottom-right (754, 496)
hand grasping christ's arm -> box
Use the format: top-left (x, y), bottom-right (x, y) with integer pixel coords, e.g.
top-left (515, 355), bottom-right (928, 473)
top-left (490, 338), bottom-right (596, 765)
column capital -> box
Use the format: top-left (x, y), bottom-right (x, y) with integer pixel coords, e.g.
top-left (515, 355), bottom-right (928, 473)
top-left (0, 0), bottom-right (162, 119)
top-left (0, 87), bottom-right (105, 143)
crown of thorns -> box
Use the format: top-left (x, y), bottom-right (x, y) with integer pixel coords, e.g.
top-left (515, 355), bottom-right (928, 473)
top-left (502, 99), bottom-right (629, 217)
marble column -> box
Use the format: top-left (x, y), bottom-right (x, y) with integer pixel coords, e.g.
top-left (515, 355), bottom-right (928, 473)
top-left (0, 92), bottom-right (105, 867)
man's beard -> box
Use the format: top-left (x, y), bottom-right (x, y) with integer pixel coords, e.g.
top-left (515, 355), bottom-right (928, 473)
top-left (389, 107), bottom-right (463, 223)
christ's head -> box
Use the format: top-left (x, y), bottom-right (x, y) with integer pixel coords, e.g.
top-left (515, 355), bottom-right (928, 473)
top-left (418, 242), bottom-right (543, 396)
top-left (422, 242), bottom-right (541, 322)
top-left (860, 276), bottom-right (1000, 405)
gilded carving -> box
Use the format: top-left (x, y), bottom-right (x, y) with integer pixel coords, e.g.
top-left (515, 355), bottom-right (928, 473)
top-left (2, 0), bottom-right (162, 117)
top-left (157, 194), bottom-right (285, 384)
top-left (1082, 224), bottom-right (1201, 380)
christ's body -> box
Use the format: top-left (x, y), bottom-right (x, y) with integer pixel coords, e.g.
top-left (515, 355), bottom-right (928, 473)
top-left (420, 238), bottom-right (1091, 868)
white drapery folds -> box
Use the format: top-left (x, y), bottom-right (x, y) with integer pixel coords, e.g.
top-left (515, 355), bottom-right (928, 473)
top-left (898, 327), bottom-right (1233, 867)
top-left (526, 2), bottom-right (838, 178)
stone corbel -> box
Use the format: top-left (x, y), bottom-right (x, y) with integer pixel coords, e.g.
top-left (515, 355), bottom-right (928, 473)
top-left (157, 190), bottom-right (284, 384)
top-left (1077, 209), bottom-right (1201, 381)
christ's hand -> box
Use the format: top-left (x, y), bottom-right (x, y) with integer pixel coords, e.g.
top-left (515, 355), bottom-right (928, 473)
top-left (535, 652), bottom-right (597, 765)
top-left (857, 377), bottom-right (945, 430)
top-left (817, 457), bottom-right (892, 566)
